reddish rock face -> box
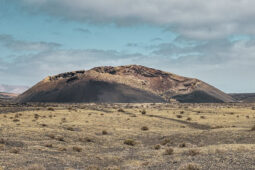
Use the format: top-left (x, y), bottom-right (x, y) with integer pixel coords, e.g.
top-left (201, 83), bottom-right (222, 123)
top-left (16, 65), bottom-right (235, 103)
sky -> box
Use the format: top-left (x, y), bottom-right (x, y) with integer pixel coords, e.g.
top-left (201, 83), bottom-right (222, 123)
top-left (0, 0), bottom-right (255, 93)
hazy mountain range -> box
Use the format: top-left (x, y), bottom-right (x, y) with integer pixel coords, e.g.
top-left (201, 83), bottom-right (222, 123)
top-left (0, 84), bottom-right (29, 94)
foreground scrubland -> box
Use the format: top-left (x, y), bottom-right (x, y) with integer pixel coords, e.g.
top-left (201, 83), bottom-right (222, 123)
top-left (1, 102), bottom-right (255, 170)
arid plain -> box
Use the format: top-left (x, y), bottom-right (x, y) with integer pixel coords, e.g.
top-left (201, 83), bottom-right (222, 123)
top-left (1, 102), bottom-right (255, 170)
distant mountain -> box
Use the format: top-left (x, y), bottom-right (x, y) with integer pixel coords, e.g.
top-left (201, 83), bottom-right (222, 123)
top-left (0, 92), bottom-right (19, 100)
top-left (0, 84), bottom-right (29, 94)
top-left (16, 65), bottom-right (235, 103)
top-left (229, 93), bottom-right (255, 103)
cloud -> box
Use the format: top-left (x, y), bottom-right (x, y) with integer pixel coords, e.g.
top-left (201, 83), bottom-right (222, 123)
top-left (145, 36), bottom-right (255, 92)
top-left (151, 36), bottom-right (255, 65)
top-left (0, 48), bottom-right (144, 85)
top-left (151, 38), bottom-right (162, 42)
top-left (74, 28), bottom-right (91, 34)
top-left (126, 43), bottom-right (139, 47)
top-left (1, 36), bottom-right (255, 93)
top-left (0, 34), bottom-right (61, 52)
top-left (16, 0), bottom-right (255, 39)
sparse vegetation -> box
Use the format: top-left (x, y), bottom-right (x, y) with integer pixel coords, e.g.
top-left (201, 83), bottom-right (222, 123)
top-left (187, 149), bottom-right (200, 156)
top-left (200, 116), bottom-right (205, 119)
top-left (124, 139), bottom-right (135, 146)
top-left (73, 146), bottom-right (82, 152)
top-left (154, 144), bottom-right (161, 150)
top-left (179, 143), bottom-right (186, 148)
top-left (41, 123), bottom-right (47, 127)
top-left (161, 138), bottom-right (171, 145)
top-left (141, 126), bottom-right (149, 131)
top-left (47, 107), bottom-right (55, 111)
top-left (13, 118), bottom-right (20, 122)
top-left (177, 115), bottom-right (182, 118)
top-left (46, 134), bottom-right (55, 139)
top-left (34, 114), bottom-right (39, 119)
top-left (61, 118), bottom-right (67, 122)
top-left (102, 130), bottom-right (108, 135)
top-left (66, 127), bottom-right (75, 131)
top-left (45, 143), bottom-right (53, 148)
top-left (117, 108), bottom-right (125, 112)
top-left (10, 148), bottom-right (20, 154)
top-left (27, 164), bottom-right (46, 170)
top-left (0, 103), bottom-right (255, 169)
top-left (56, 136), bottom-right (65, 142)
top-left (251, 125), bottom-right (255, 131)
top-left (164, 148), bottom-right (174, 155)
top-left (79, 137), bottom-right (93, 143)
top-left (178, 163), bottom-right (201, 170)
top-left (58, 147), bottom-right (67, 152)
top-left (141, 109), bottom-right (146, 115)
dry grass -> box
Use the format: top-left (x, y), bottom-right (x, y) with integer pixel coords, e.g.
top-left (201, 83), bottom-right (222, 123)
top-left (178, 163), bottom-right (201, 170)
top-left (140, 109), bottom-right (146, 115)
top-left (141, 126), bottom-right (149, 131)
top-left (154, 144), bottom-right (161, 150)
top-left (177, 115), bottom-right (183, 118)
top-left (9, 148), bottom-right (20, 154)
top-left (251, 125), bottom-right (255, 131)
top-left (102, 130), bottom-right (108, 135)
top-left (124, 139), bottom-right (136, 146)
top-left (1, 103), bottom-right (255, 169)
top-left (187, 149), bottom-right (200, 156)
top-left (164, 148), bottom-right (174, 155)
top-left (72, 146), bottom-right (82, 152)
top-left (161, 138), bottom-right (171, 145)
top-left (26, 164), bottom-right (46, 170)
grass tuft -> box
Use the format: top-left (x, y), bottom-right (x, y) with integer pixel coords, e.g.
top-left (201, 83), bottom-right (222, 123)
top-left (141, 126), bottom-right (149, 131)
top-left (164, 148), bottom-right (174, 155)
top-left (73, 146), bottom-right (82, 152)
top-left (27, 164), bottom-right (46, 170)
top-left (178, 163), bottom-right (201, 170)
top-left (124, 139), bottom-right (135, 146)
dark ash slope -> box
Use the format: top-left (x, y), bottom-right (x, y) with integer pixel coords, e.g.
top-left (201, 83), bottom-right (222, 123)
top-left (16, 65), bottom-right (235, 103)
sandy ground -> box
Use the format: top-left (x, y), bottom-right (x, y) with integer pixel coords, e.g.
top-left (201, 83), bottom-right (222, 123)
top-left (1, 103), bottom-right (255, 170)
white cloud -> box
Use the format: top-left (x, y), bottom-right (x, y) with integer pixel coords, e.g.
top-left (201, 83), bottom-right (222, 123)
top-left (1, 37), bottom-right (255, 93)
top-left (17, 0), bottom-right (255, 39)
top-left (0, 48), bottom-right (144, 85)
top-left (74, 28), bottom-right (91, 34)
top-left (0, 34), bottom-right (61, 52)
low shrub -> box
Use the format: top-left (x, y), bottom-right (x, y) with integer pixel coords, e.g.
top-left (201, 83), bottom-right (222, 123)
top-left (154, 144), bottom-right (161, 150)
top-left (124, 139), bottom-right (135, 146)
top-left (141, 110), bottom-right (146, 115)
top-left (47, 107), bottom-right (55, 111)
top-left (73, 146), bottom-right (82, 152)
top-left (187, 149), bottom-right (200, 156)
top-left (27, 164), bottom-right (46, 170)
top-left (178, 163), bottom-right (201, 170)
top-left (164, 148), bottom-right (174, 155)
top-left (102, 130), bottom-right (108, 135)
top-left (141, 126), bottom-right (149, 131)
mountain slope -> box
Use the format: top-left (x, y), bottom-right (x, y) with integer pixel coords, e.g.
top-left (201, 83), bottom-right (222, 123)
top-left (16, 65), bottom-right (235, 103)
top-left (229, 93), bottom-right (255, 103)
